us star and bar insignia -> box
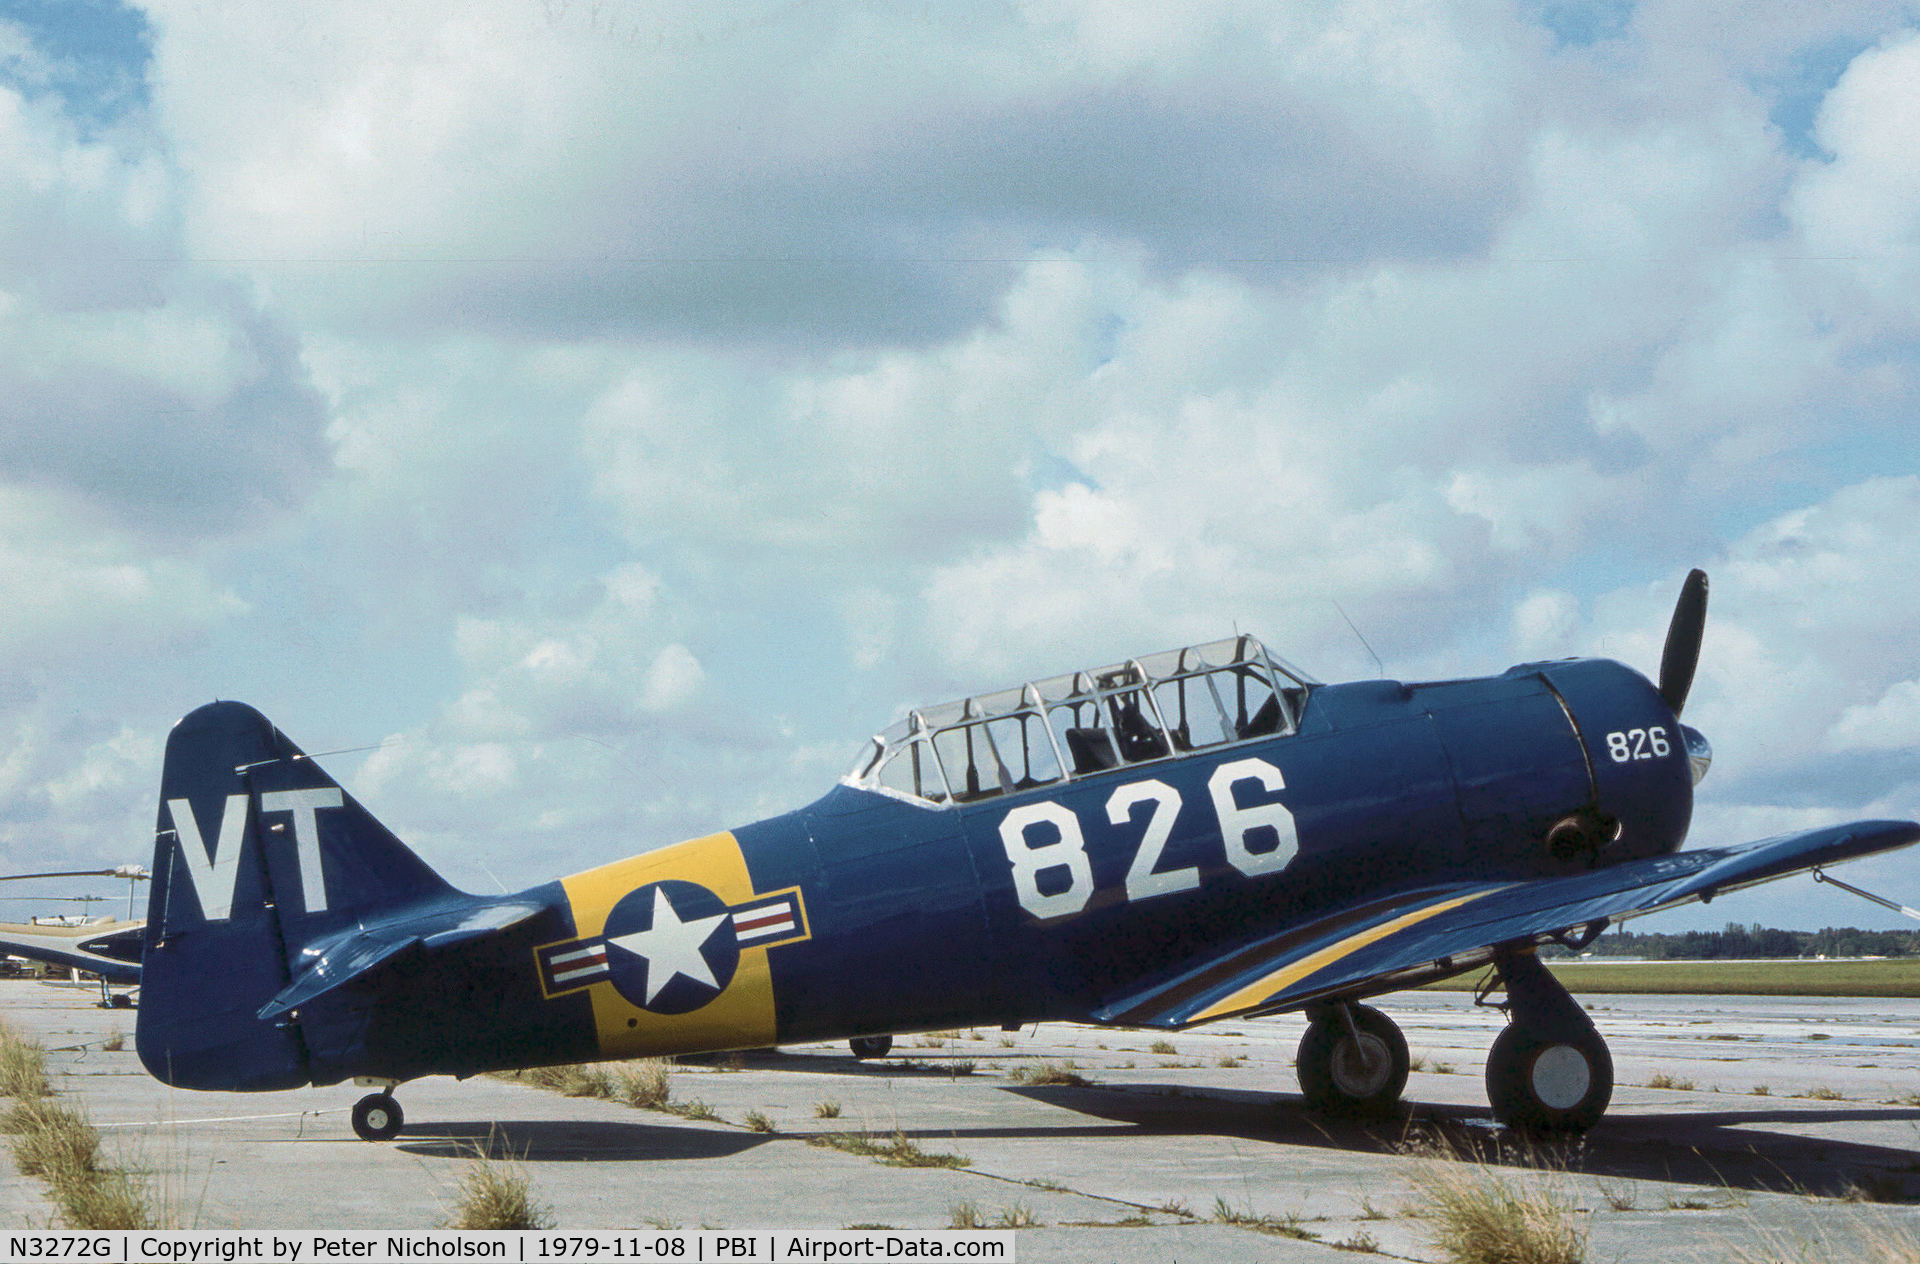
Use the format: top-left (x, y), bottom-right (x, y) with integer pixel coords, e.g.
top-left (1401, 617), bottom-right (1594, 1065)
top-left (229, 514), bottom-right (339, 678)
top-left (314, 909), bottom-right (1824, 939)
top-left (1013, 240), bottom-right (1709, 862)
top-left (536, 883), bottom-right (809, 1009)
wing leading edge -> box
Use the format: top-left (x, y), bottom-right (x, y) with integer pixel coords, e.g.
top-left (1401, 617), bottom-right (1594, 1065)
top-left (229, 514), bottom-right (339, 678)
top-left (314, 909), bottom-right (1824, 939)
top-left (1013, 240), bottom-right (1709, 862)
top-left (1094, 819), bottom-right (1920, 1030)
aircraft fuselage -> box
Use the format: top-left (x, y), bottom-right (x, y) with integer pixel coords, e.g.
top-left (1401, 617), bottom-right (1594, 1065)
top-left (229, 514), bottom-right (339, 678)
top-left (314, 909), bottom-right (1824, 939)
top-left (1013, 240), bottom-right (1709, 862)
top-left (170, 656), bottom-right (1691, 1090)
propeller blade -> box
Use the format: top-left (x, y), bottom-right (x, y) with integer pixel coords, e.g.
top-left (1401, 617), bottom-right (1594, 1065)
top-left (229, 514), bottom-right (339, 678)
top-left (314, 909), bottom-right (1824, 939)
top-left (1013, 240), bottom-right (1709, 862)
top-left (1658, 568), bottom-right (1709, 716)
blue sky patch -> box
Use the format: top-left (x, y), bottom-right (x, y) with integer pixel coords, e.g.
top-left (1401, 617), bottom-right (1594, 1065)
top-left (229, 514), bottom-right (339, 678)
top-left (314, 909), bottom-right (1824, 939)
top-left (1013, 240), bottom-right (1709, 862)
top-left (0, 0), bottom-right (151, 130)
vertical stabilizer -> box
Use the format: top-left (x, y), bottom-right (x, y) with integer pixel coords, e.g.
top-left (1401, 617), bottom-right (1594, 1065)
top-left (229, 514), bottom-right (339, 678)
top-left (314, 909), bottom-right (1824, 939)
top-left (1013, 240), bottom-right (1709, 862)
top-left (136, 701), bottom-right (457, 1090)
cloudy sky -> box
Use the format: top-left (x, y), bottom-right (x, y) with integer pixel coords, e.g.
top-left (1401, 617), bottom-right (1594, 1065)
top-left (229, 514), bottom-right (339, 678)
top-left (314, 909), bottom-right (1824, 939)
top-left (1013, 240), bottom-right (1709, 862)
top-left (2, 0), bottom-right (1918, 935)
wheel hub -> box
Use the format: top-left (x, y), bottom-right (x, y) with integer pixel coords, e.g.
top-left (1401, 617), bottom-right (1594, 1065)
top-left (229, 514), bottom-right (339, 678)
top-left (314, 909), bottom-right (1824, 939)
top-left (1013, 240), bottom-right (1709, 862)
top-left (1530, 1044), bottom-right (1591, 1110)
top-left (1330, 1033), bottom-right (1391, 1097)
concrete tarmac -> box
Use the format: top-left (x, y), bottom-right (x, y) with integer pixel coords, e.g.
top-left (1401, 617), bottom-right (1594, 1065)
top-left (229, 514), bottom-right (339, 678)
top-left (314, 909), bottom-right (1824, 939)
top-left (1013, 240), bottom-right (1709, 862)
top-left (5, 979), bottom-right (1920, 1260)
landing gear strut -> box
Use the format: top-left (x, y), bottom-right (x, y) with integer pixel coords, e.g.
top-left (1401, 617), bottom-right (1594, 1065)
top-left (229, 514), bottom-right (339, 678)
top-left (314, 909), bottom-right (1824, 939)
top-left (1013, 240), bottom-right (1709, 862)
top-left (351, 1091), bottom-right (404, 1141)
top-left (1296, 1003), bottom-right (1409, 1116)
top-left (849, 1035), bottom-right (892, 1060)
top-left (1484, 951), bottom-right (1612, 1133)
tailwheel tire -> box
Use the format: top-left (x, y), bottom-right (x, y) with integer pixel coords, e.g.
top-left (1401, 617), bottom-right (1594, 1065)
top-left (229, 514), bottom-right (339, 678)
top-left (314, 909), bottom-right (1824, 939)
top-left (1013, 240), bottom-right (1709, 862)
top-left (1296, 1005), bottom-right (1409, 1117)
top-left (849, 1035), bottom-right (893, 1060)
top-left (1485, 1021), bottom-right (1613, 1134)
top-left (351, 1092), bottom-right (404, 1142)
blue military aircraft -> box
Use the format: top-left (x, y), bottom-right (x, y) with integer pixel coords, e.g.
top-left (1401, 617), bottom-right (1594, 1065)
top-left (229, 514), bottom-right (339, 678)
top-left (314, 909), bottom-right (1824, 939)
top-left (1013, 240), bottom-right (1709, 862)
top-left (132, 571), bottom-right (1920, 1140)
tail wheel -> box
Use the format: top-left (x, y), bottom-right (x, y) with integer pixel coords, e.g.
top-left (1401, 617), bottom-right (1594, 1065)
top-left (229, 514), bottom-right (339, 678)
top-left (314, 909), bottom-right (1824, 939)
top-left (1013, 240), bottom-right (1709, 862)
top-left (1485, 1022), bottom-right (1612, 1133)
top-left (849, 1035), bottom-right (892, 1060)
top-left (351, 1092), bottom-right (404, 1142)
top-left (1297, 1004), bottom-right (1409, 1116)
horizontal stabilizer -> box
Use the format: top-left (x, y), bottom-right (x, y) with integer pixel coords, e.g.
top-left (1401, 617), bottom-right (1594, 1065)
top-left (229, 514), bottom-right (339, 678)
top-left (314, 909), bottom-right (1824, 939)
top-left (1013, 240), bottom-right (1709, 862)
top-left (258, 900), bottom-right (546, 1021)
top-left (1096, 819), bottom-right (1920, 1029)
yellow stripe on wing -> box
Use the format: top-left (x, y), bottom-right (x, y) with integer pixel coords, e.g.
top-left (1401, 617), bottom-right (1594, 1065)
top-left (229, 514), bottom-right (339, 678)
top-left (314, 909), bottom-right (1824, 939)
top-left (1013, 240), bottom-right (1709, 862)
top-left (1187, 888), bottom-right (1503, 1024)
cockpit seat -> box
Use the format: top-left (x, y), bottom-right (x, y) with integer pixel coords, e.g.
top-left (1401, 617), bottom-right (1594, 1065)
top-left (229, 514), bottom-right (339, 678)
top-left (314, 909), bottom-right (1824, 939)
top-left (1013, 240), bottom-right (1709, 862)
top-left (1064, 728), bottom-right (1119, 775)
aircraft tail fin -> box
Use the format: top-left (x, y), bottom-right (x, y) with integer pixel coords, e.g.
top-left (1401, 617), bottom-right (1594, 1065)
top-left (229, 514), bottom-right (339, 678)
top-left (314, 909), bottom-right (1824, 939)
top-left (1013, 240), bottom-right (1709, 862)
top-left (136, 701), bottom-right (458, 1090)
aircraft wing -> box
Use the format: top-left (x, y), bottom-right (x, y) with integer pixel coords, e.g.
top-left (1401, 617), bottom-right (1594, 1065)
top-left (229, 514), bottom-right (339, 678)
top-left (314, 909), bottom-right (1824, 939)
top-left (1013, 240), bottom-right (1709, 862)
top-left (0, 923), bottom-right (144, 984)
top-left (256, 899), bottom-right (547, 1020)
top-left (1094, 818), bottom-right (1920, 1030)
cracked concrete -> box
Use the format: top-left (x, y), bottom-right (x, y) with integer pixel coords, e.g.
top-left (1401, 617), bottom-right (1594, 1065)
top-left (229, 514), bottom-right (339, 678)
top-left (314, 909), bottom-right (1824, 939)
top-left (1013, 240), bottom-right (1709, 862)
top-left (4, 981), bottom-right (1919, 1260)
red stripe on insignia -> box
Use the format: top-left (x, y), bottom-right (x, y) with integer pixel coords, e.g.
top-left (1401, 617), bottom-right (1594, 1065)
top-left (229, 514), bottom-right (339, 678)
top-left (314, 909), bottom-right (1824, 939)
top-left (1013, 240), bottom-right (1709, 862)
top-left (734, 906), bottom-right (791, 932)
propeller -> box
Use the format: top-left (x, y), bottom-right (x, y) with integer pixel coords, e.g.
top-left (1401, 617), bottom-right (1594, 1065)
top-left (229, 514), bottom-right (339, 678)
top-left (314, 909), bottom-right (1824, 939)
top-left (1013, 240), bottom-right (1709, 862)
top-left (1657, 568), bottom-right (1709, 717)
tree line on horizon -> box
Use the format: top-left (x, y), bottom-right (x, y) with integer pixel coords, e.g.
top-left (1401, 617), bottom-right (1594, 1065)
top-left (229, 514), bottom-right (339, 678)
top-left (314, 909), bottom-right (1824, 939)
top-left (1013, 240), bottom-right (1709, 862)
top-left (1557, 923), bottom-right (1920, 960)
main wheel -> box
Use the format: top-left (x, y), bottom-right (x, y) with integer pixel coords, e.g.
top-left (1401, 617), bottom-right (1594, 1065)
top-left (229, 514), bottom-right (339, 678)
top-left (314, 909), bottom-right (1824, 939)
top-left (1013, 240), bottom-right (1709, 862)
top-left (1485, 1021), bottom-right (1613, 1133)
top-left (351, 1092), bottom-right (404, 1142)
top-left (1296, 1005), bottom-right (1409, 1116)
top-left (849, 1035), bottom-right (892, 1060)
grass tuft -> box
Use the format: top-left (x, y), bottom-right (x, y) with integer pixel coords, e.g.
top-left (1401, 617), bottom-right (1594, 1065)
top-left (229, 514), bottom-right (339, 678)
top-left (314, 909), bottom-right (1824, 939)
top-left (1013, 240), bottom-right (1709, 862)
top-left (446, 1143), bottom-right (554, 1230)
top-left (60, 1166), bottom-right (157, 1230)
top-left (519, 1063), bottom-right (614, 1098)
top-left (1720, 1217), bottom-right (1920, 1264)
top-left (0, 1033), bottom-right (158, 1231)
top-left (1645, 1073), bottom-right (1695, 1091)
top-left (1, 1035), bottom-right (52, 1102)
top-left (614, 1059), bottom-right (672, 1109)
top-left (1148, 1039), bottom-right (1178, 1055)
top-left (1211, 1197), bottom-right (1319, 1240)
top-left (742, 1110), bottom-right (775, 1134)
top-left (807, 1130), bottom-right (969, 1169)
top-left (1597, 1180), bottom-right (1637, 1211)
top-left (1009, 1060), bottom-right (1092, 1087)
top-left (1407, 1149), bottom-right (1588, 1264)
top-left (949, 1202), bottom-right (984, 1229)
top-left (11, 1097), bottom-right (102, 1177)
top-left (813, 1099), bottom-right (842, 1119)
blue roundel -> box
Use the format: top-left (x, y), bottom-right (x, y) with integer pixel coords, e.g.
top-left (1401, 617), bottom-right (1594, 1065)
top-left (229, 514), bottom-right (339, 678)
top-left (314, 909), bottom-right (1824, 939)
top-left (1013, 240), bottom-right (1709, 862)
top-left (601, 880), bottom-right (739, 1014)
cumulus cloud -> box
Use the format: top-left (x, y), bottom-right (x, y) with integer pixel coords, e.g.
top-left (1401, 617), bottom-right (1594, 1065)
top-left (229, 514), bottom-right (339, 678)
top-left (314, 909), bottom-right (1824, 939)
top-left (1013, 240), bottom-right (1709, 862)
top-left (1829, 680), bottom-right (1920, 753)
top-left (0, 29), bottom-right (327, 537)
top-left (134, 0), bottom-right (1535, 343)
top-left (5, 2), bottom-right (1920, 936)
top-left (1788, 29), bottom-right (1920, 323)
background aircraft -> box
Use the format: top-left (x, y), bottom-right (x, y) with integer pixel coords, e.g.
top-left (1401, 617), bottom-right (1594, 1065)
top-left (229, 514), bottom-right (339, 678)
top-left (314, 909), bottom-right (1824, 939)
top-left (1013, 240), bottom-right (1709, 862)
top-left (128, 571), bottom-right (1919, 1140)
top-left (0, 866), bottom-right (147, 1002)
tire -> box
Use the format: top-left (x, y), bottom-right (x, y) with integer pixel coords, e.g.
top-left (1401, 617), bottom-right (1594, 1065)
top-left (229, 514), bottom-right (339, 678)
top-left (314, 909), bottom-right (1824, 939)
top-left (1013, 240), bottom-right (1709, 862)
top-left (849, 1035), bottom-right (893, 1060)
top-left (351, 1093), bottom-right (404, 1142)
top-left (1296, 1005), bottom-right (1409, 1116)
top-left (1485, 1021), bottom-right (1613, 1134)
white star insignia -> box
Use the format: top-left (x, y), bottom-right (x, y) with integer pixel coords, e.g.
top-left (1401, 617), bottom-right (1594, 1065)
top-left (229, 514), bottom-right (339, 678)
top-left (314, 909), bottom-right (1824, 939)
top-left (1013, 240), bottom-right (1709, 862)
top-left (606, 887), bottom-right (729, 1003)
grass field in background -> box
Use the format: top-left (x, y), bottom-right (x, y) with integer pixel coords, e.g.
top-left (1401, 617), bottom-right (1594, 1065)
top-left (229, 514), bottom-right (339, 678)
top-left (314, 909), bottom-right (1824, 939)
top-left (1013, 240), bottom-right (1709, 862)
top-left (1420, 957), bottom-right (1920, 997)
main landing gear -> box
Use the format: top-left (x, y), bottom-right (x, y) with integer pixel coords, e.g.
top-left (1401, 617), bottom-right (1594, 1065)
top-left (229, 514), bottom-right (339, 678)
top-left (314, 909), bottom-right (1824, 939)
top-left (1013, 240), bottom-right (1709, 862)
top-left (1483, 951), bottom-right (1613, 1133)
top-left (849, 1035), bottom-right (893, 1059)
top-left (1293, 952), bottom-right (1613, 1133)
top-left (1296, 1002), bottom-right (1410, 1116)
top-left (351, 1087), bottom-right (404, 1141)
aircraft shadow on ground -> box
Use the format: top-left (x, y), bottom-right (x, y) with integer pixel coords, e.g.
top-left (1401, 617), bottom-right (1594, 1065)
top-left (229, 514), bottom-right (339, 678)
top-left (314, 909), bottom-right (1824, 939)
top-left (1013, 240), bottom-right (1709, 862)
top-left (396, 1119), bottom-right (768, 1163)
top-left (992, 1083), bottom-right (1920, 1200)
top-left (679, 1049), bottom-right (981, 1077)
